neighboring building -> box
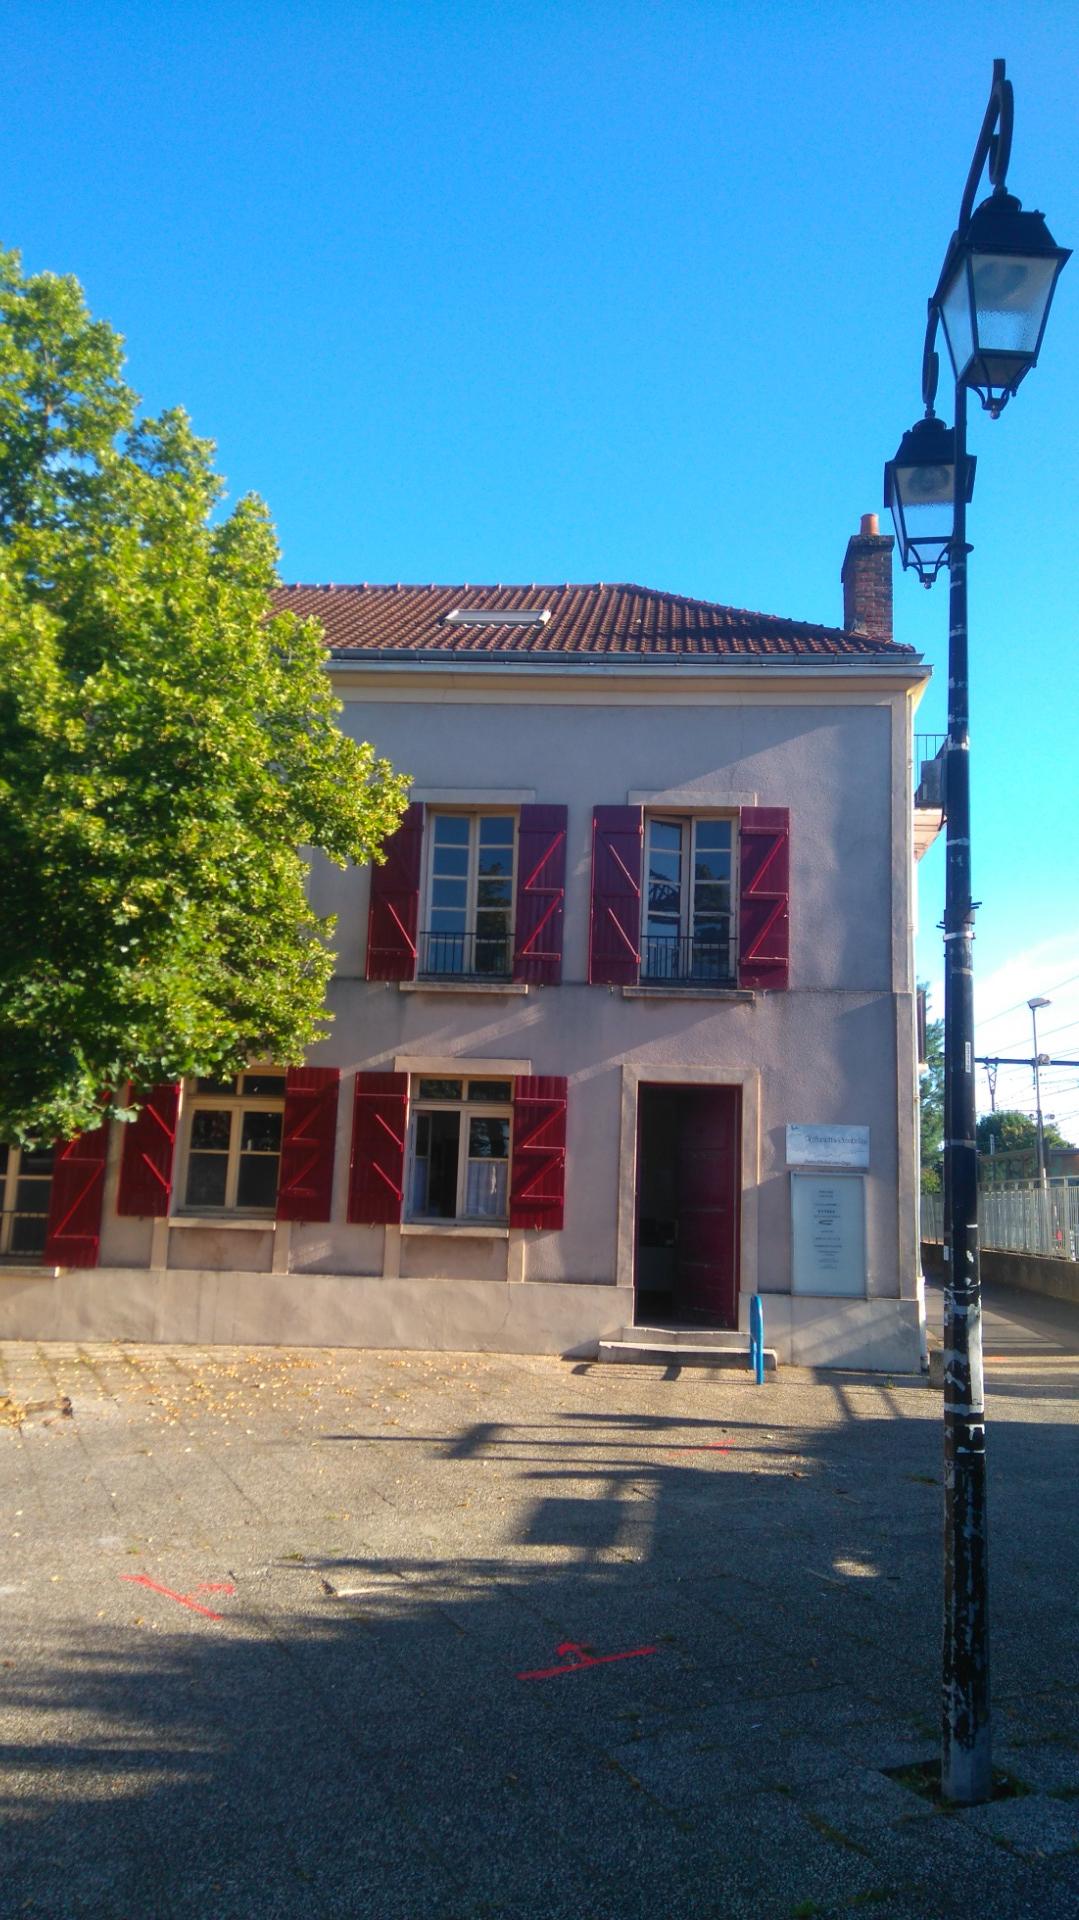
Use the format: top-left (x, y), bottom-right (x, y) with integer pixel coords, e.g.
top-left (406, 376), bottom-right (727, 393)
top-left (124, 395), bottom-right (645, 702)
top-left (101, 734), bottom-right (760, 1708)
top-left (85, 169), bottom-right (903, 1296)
top-left (1, 519), bottom-right (935, 1370)
top-left (979, 1144), bottom-right (1079, 1186)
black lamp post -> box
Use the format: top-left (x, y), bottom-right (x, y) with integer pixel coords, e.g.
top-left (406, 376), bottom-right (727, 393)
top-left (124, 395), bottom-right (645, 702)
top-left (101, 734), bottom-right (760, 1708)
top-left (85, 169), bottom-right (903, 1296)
top-left (885, 59), bottom-right (1069, 1807)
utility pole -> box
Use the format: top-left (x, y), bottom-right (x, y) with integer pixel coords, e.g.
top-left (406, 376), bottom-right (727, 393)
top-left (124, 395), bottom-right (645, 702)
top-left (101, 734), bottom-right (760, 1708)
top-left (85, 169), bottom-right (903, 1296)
top-left (1028, 998), bottom-right (1050, 1186)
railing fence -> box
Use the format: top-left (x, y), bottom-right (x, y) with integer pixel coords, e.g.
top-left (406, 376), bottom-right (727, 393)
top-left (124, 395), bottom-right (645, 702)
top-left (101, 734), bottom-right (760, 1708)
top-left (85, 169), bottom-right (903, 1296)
top-left (921, 1181), bottom-right (1079, 1261)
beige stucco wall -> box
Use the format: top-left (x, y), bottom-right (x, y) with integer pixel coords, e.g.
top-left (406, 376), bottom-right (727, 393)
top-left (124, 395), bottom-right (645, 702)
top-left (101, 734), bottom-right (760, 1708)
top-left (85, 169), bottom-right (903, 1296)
top-left (2, 662), bottom-right (929, 1371)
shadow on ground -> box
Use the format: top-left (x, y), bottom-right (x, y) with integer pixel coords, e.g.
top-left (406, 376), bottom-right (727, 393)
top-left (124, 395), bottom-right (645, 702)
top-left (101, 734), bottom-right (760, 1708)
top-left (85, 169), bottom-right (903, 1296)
top-left (3, 1379), bottom-right (1078, 1920)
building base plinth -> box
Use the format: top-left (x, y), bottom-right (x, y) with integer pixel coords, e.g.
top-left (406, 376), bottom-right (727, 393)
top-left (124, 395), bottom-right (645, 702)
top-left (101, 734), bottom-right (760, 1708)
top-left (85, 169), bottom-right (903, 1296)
top-left (739, 1293), bottom-right (922, 1373)
top-left (0, 1268), bottom-right (631, 1358)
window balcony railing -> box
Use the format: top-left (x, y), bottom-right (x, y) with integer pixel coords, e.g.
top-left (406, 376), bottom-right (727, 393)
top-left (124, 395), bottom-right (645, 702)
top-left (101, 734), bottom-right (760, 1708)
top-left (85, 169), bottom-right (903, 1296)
top-left (418, 930), bottom-right (513, 980)
top-left (0, 1210), bottom-right (48, 1262)
top-left (640, 934), bottom-right (735, 988)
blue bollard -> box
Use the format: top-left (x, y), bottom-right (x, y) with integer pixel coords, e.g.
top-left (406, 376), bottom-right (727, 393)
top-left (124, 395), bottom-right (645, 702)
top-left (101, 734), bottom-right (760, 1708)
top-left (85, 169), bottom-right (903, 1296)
top-left (749, 1293), bottom-right (765, 1385)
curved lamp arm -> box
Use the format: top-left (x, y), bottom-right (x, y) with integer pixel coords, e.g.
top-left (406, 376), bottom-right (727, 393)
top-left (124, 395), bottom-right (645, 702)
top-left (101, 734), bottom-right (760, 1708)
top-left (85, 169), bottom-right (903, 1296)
top-left (920, 58), bottom-right (1015, 413)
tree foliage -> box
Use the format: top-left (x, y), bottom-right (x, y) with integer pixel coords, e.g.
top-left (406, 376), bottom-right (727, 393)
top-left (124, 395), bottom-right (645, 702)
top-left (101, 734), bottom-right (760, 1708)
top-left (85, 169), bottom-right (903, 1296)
top-left (0, 249), bottom-right (408, 1144)
top-left (976, 1109), bottom-right (1073, 1155)
top-left (919, 994), bottom-right (944, 1193)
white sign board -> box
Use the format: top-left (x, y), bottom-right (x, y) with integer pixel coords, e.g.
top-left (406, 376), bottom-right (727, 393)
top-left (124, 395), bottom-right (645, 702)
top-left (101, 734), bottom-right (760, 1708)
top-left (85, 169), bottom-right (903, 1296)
top-left (791, 1174), bottom-right (867, 1298)
top-left (786, 1124), bottom-right (870, 1169)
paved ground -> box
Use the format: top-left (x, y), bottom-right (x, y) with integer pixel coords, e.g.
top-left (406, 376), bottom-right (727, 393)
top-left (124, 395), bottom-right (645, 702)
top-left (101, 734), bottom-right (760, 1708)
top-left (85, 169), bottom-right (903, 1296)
top-left (2, 1282), bottom-right (1077, 1920)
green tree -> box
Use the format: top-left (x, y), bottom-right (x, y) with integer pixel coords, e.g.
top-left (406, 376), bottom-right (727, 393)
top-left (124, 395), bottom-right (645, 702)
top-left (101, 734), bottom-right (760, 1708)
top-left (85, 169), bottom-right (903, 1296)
top-left (919, 994), bottom-right (945, 1193)
top-left (976, 1109), bottom-right (1073, 1159)
top-left (0, 249), bottom-right (408, 1145)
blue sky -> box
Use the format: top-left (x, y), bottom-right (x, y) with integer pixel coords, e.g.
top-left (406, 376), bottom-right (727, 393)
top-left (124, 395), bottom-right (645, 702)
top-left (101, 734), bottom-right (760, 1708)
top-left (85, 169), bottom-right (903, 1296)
top-left (7, 1), bottom-right (1078, 1130)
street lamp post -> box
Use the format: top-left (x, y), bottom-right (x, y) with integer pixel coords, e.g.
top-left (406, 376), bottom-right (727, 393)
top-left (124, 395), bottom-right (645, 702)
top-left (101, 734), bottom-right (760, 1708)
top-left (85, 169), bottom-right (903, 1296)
top-left (885, 60), bottom-right (1069, 1806)
top-left (1028, 997), bottom-right (1051, 1186)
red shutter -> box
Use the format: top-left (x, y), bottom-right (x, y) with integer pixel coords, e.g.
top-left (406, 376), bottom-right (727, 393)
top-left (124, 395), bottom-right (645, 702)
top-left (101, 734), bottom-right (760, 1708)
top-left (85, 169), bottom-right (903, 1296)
top-left (510, 1076), bottom-right (568, 1230)
top-left (43, 1121), bottom-right (109, 1267)
top-left (116, 1083), bottom-right (180, 1216)
top-left (513, 805), bottom-right (567, 985)
top-left (348, 1072), bottom-right (408, 1224)
top-left (366, 803), bottom-right (424, 981)
top-left (588, 806), bottom-right (643, 985)
top-left (739, 807), bottom-right (790, 989)
top-left (276, 1067), bottom-right (340, 1222)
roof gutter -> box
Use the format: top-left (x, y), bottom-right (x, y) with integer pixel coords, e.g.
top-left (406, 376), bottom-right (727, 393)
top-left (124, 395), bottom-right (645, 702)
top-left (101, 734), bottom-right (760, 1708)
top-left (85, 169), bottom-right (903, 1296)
top-left (326, 648), bottom-right (926, 675)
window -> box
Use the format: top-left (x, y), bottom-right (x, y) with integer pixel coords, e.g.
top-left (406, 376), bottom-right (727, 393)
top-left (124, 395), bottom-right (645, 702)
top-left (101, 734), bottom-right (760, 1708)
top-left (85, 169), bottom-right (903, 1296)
top-left (179, 1071), bottom-right (287, 1213)
top-left (421, 813), bottom-right (516, 978)
top-left (0, 1144), bottom-right (53, 1258)
top-left (643, 815), bottom-right (735, 985)
top-left (407, 1077), bottom-right (513, 1223)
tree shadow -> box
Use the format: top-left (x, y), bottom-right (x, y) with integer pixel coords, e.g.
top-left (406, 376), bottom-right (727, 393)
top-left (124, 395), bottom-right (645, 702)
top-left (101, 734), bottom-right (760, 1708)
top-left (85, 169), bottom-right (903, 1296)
top-left (3, 1390), bottom-right (1077, 1919)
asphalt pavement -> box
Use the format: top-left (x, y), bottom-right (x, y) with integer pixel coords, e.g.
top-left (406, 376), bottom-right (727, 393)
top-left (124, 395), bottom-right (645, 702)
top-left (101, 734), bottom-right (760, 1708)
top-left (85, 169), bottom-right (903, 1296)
top-left (1, 1284), bottom-right (1077, 1920)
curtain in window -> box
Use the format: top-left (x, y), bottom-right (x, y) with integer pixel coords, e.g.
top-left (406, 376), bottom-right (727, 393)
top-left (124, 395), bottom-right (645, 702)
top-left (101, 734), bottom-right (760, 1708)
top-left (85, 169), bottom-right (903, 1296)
top-left (465, 1160), bottom-right (507, 1218)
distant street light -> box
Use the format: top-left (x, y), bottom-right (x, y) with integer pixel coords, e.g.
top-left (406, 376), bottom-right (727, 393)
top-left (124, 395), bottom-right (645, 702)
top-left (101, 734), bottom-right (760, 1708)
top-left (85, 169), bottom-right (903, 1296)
top-left (885, 60), bottom-right (1069, 1807)
top-left (1029, 997), bottom-right (1051, 1186)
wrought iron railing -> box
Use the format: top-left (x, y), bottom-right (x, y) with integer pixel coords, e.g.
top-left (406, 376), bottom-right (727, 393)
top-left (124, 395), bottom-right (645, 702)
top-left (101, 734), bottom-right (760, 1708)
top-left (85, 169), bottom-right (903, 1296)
top-left (914, 733), bottom-right (948, 805)
top-left (418, 930), bottom-right (513, 980)
top-left (0, 1210), bottom-right (49, 1261)
top-left (640, 934), bottom-right (735, 987)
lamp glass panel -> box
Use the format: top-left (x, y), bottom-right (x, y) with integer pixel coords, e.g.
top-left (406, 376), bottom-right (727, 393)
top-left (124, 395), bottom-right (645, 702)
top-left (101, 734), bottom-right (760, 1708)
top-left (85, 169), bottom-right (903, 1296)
top-left (970, 252), bottom-right (1059, 355)
top-left (894, 462), bottom-right (955, 548)
top-left (940, 259), bottom-right (976, 378)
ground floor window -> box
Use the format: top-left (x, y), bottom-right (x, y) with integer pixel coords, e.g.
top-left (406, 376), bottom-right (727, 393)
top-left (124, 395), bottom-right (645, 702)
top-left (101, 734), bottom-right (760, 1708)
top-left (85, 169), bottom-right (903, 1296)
top-left (0, 1145), bottom-right (54, 1257)
top-left (407, 1076), bottom-right (512, 1223)
top-left (179, 1071), bottom-right (287, 1213)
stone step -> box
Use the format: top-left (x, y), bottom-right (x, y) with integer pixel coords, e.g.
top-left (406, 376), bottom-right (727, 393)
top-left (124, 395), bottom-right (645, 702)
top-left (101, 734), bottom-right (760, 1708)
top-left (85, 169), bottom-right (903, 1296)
top-left (621, 1324), bottom-right (748, 1350)
top-left (597, 1338), bottom-right (777, 1372)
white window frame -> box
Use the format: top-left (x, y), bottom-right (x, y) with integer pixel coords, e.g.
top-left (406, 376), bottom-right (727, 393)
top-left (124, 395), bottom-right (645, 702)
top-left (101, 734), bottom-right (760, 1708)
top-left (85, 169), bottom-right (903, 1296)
top-left (422, 809), bottom-right (518, 976)
top-left (176, 1072), bottom-right (287, 1217)
top-left (406, 1076), bottom-right (514, 1225)
top-left (642, 812), bottom-right (739, 980)
top-left (0, 1144), bottom-right (54, 1258)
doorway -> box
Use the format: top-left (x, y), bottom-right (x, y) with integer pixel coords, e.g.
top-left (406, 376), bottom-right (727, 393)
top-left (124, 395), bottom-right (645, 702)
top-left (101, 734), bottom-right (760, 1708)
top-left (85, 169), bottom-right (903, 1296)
top-left (634, 1084), bottom-right (741, 1329)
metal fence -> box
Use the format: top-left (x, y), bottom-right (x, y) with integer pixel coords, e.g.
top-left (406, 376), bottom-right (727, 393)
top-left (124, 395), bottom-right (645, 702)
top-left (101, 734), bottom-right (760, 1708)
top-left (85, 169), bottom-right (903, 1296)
top-left (921, 1182), bottom-right (1079, 1261)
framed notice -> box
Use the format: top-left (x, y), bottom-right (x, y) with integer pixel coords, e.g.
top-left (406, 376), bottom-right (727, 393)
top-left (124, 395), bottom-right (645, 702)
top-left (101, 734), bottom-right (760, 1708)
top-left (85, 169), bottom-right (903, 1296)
top-left (791, 1174), bottom-right (867, 1298)
top-left (786, 1124), bottom-right (869, 1169)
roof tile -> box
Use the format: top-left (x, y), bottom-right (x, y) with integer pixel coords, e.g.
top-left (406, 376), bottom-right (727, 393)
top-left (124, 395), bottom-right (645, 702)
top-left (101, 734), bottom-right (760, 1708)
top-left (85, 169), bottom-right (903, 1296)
top-left (272, 582), bottom-right (916, 660)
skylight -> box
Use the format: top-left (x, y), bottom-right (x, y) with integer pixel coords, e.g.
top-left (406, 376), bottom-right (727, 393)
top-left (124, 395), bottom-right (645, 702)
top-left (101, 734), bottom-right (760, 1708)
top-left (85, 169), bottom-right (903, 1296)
top-left (442, 607), bottom-right (551, 627)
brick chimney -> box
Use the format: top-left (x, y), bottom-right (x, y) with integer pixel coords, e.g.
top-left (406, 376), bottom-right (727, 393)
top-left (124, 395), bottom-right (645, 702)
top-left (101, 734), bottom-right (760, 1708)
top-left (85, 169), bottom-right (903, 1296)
top-left (841, 512), bottom-right (894, 642)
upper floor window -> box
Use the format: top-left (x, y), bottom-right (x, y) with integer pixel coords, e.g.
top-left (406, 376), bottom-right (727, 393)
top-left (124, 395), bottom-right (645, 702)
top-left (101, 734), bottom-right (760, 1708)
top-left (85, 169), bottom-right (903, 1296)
top-left (421, 812), bottom-right (517, 979)
top-left (643, 815), bottom-right (735, 986)
top-left (407, 1075), bottom-right (513, 1223)
top-left (180, 1071), bottom-right (287, 1213)
top-left (0, 1144), bottom-right (53, 1259)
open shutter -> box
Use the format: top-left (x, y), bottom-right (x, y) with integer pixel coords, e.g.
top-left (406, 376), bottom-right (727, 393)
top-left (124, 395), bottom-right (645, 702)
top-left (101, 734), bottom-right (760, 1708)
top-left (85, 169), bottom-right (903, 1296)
top-left (513, 805), bottom-right (567, 985)
top-left (510, 1076), bottom-right (568, 1230)
top-left (588, 806), bottom-right (643, 985)
top-left (116, 1083), bottom-right (180, 1216)
top-left (276, 1067), bottom-right (340, 1222)
top-left (738, 807), bottom-right (790, 989)
top-left (366, 803), bottom-right (424, 981)
top-left (43, 1121), bottom-right (109, 1267)
top-left (348, 1072), bottom-right (408, 1224)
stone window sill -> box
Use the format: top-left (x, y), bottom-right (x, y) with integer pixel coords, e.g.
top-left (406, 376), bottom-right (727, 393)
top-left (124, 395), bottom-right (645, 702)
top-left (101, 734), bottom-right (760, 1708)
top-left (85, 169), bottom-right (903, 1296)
top-left (168, 1215), bottom-right (277, 1231)
top-left (400, 1222), bottom-right (510, 1239)
top-left (399, 980), bottom-right (529, 996)
top-left (622, 986), bottom-right (757, 1004)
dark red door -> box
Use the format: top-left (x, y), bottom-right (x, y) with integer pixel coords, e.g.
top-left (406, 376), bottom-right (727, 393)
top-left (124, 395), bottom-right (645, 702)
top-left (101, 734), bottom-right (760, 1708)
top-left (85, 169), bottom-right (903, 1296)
top-left (674, 1088), bottom-right (741, 1328)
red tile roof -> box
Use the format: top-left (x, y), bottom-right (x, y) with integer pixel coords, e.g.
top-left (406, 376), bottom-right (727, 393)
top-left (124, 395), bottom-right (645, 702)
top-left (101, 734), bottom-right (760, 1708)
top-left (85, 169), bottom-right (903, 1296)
top-left (273, 582), bottom-right (917, 661)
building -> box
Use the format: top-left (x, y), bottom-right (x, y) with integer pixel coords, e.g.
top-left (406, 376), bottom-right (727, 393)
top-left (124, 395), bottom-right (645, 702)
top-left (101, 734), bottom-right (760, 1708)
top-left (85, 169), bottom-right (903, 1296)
top-left (1, 519), bottom-right (934, 1370)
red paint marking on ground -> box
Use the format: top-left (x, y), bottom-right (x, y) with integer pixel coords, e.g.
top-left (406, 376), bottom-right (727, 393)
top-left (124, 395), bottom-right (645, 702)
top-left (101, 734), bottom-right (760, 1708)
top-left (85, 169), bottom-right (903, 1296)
top-left (517, 1639), bottom-right (658, 1680)
top-left (119, 1574), bottom-right (236, 1620)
